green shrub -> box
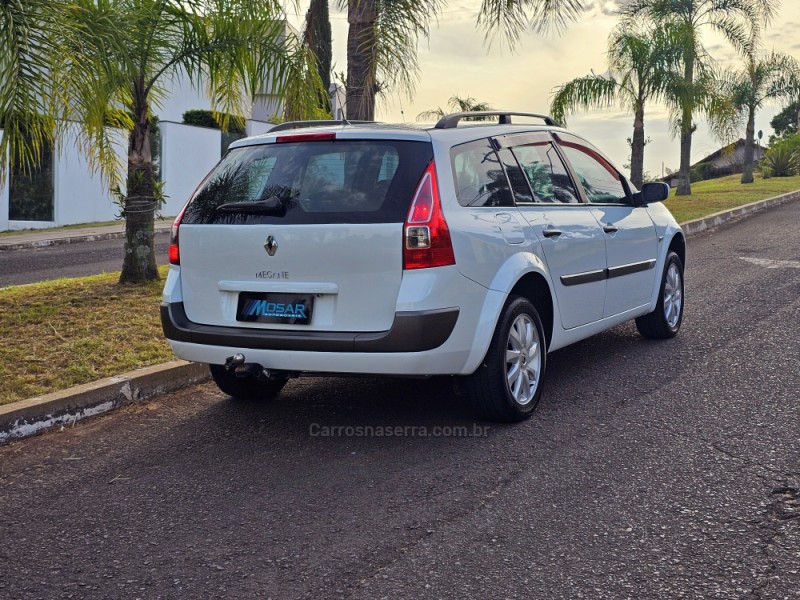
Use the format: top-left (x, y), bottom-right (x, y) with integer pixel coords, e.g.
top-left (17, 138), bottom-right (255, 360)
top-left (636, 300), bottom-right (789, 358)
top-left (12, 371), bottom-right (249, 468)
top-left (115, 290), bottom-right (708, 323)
top-left (761, 142), bottom-right (800, 178)
top-left (182, 109), bottom-right (245, 134)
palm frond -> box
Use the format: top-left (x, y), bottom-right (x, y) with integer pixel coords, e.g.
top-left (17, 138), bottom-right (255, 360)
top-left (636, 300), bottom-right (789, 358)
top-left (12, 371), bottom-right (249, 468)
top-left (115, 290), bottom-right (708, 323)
top-left (550, 74), bottom-right (620, 125)
top-left (0, 1), bottom-right (70, 179)
top-left (369, 0), bottom-right (445, 102)
top-left (478, 0), bottom-right (586, 48)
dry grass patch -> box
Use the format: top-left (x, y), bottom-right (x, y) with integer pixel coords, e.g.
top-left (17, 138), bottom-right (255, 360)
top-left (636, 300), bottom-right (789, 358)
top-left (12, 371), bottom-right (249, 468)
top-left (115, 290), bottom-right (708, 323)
top-left (667, 175), bottom-right (800, 223)
top-left (0, 267), bottom-right (173, 405)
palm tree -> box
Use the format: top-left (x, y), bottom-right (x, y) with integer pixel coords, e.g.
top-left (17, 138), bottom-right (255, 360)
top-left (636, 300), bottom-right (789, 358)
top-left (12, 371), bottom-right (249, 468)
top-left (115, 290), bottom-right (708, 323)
top-left (550, 24), bottom-right (680, 189)
top-left (68, 0), bottom-right (322, 283)
top-left (711, 51), bottom-right (797, 184)
top-left (2, 1), bottom-right (322, 283)
top-left (416, 95), bottom-right (494, 122)
top-left (0, 1), bottom-right (100, 178)
top-left (345, 0), bottom-right (586, 120)
top-left (786, 57), bottom-right (800, 135)
top-left (620, 0), bottom-right (778, 195)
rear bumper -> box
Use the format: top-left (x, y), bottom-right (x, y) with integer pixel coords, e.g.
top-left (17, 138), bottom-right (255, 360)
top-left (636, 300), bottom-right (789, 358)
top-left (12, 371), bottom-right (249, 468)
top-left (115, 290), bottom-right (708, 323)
top-left (161, 302), bottom-right (459, 353)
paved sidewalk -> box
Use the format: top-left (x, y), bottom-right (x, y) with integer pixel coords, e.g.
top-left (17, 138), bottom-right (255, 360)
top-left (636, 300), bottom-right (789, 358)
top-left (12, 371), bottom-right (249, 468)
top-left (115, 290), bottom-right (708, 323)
top-left (1, 189), bottom-right (799, 444)
top-left (0, 219), bottom-right (172, 251)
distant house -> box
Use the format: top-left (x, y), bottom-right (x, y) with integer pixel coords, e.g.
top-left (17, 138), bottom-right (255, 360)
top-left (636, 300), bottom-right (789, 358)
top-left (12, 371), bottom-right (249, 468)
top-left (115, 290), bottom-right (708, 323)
top-left (690, 138), bottom-right (766, 181)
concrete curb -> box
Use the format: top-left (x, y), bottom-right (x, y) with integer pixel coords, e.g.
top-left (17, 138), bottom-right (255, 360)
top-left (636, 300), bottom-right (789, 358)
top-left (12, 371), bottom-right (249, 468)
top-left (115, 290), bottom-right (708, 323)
top-left (0, 221), bottom-right (172, 252)
top-left (1, 188), bottom-right (799, 444)
top-left (0, 361), bottom-right (209, 444)
top-left (680, 189), bottom-right (800, 237)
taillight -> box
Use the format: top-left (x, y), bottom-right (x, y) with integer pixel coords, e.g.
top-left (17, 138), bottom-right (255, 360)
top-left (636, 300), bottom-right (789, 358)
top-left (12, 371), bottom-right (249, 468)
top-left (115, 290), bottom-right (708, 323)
top-left (403, 161), bottom-right (455, 270)
top-left (169, 204), bottom-right (187, 265)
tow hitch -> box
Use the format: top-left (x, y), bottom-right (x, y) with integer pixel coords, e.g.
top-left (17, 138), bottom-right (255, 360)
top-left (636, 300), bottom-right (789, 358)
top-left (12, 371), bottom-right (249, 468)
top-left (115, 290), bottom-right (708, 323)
top-left (224, 354), bottom-right (295, 381)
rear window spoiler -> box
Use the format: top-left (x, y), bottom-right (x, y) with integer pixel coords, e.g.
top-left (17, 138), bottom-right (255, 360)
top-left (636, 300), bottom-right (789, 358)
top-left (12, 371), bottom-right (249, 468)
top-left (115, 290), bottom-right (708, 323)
top-left (269, 119), bottom-right (377, 132)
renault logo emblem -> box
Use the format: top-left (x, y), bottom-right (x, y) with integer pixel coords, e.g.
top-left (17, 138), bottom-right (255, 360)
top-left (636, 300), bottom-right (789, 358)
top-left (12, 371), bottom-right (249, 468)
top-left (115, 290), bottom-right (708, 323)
top-left (264, 236), bottom-right (278, 256)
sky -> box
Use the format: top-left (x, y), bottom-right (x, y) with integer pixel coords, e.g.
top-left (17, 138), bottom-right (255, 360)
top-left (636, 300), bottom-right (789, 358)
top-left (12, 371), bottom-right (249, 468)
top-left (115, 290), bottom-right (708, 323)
top-left (285, 0), bottom-right (800, 180)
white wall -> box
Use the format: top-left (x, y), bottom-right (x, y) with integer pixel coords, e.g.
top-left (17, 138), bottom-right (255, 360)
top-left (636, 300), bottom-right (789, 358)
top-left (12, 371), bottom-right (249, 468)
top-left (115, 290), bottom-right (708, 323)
top-left (0, 129), bottom-right (8, 231)
top-left (159, 121), bottom-right (221, 217)
top-left (4, 124), bottom-right (127, 231)
top-left (245, 120), bottom-right (276, 137)
top-left (156, 71), bottom-right (213, 122)
top-left (330, 84), bottom-right (346, 120)
top-left (51, 124), bottom-right (127, 227)
top-left (252, 94), bottom-right (283, 122)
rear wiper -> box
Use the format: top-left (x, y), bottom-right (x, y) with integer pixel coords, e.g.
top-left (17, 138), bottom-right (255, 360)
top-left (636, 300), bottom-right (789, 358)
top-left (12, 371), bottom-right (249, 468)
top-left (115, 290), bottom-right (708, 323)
top-left (216, 196), bottom-right (286, 216)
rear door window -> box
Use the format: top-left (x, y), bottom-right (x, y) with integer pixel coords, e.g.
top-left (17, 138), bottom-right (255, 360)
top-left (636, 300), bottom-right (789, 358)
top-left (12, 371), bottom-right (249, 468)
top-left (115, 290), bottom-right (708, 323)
top-left (182, 140), bottom-right (433, 225)
top-left (511, 143), bottom-right (580, 204)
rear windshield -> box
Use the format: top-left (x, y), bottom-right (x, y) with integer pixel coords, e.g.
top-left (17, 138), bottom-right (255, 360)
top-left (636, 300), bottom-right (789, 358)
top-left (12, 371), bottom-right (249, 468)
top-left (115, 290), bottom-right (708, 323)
top-left (181, 139), bottom-right (433, 225)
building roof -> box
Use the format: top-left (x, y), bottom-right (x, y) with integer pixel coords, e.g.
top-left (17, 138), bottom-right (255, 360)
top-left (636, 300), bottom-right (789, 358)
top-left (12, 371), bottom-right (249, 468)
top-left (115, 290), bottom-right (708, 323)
top-left (692, 138), bottom-right (765, 167)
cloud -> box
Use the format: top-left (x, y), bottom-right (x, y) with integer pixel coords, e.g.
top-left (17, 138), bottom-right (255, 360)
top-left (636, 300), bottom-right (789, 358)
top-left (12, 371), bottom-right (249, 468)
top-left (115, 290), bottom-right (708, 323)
top-left (584, 1), bottom-right (621, 17)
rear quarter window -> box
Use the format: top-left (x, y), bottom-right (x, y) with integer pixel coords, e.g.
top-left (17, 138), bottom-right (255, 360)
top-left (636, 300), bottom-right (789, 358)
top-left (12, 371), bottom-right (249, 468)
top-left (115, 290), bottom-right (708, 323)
top-left (450, 139), bottom-right (513, 208)
top-left (182, 140), bottom-right (432, 225)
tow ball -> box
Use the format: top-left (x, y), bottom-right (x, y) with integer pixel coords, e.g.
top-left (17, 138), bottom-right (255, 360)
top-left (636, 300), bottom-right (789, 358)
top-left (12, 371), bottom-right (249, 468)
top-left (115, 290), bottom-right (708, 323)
top-left (223, 354), bottom-right (292, 381)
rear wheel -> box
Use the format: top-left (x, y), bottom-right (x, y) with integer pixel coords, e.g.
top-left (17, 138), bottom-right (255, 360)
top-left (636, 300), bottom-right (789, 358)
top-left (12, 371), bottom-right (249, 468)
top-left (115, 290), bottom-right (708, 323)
top-left (209, 364), bottom-right (288, 400)
top-left (464, 296), bottom-right (547, 422)
top-left (635, 251), bottom-right (684, 339)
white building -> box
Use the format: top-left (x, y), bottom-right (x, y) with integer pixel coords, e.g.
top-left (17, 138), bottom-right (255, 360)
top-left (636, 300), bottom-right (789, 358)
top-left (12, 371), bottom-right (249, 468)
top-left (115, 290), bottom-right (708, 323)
top-left (0, 22), bottom-right (346, 232)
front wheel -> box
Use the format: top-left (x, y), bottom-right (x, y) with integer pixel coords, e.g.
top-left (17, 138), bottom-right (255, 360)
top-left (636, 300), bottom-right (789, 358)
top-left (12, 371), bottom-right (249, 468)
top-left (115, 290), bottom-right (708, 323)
top-left (635, 251), bottom-right (684, 339)
top-left (209, 364), bottom-right (288, 400)
top-left (464, 296), bottom-right (547, 422)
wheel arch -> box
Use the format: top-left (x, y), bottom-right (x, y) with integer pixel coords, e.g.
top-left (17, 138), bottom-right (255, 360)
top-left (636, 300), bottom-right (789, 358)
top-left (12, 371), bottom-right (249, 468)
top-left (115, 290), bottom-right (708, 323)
top-left (668, 232), bottom-right (686, 267)
top-left (508, 272), bottom-right (554, 350)
top-left (461, 253), bottom-right (558, 375)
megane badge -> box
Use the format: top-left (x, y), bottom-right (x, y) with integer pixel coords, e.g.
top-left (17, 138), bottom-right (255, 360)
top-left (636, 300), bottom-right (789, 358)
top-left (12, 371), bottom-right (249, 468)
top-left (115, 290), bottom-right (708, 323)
top-left (264, 236), bottom-right (278, 256)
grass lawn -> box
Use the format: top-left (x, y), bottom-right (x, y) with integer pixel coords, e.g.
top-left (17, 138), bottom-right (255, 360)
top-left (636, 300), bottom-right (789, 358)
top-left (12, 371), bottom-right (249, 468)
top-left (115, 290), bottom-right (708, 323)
top-left (1, 175), bottom-right (798, 405)
top-left (666, 175), bottom-right (800, 223)
top-left (0, 268), bottom-right (173, 405)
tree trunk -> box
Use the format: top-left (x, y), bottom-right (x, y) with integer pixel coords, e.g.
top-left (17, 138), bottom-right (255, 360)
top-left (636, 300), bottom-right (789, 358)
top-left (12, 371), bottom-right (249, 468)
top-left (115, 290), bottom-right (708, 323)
top-left (796, 99), bottom-right (800, 134)
top-left (119, 88), bottom-right (159, 284)
top-left (676, 124), bottom-right (692, 196)
top-left (676, 58), bottom-right (695, 196)
top-left (304, 0), bottom-right (332, 111)
top-left (741, 105), bottom-right (756, 184)
top-left (630, 104), bottom-right (646, 190)
top-left (346, 0), bottom-right (377, 120)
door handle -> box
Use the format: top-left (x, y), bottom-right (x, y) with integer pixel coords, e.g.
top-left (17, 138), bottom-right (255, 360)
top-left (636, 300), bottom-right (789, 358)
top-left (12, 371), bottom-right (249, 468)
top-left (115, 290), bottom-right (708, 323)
top-left (603, 224), bottom-right (619, 234)
top-left (542, 227), bottom-right (563, 238)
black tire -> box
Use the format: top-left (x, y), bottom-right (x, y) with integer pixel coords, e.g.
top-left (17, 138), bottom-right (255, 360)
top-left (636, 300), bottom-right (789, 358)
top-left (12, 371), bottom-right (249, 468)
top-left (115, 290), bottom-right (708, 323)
top-left (635, 251), bottom-right (684, 339)
top-left (209, 364), bottom-right (288, 400)
top-left (464, 296), bottom-right (547, 422)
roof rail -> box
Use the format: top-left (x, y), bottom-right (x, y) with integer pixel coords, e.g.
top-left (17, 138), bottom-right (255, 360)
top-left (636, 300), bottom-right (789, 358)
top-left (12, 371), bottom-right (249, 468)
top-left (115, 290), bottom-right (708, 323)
top-left (269, 119), bottom-right (376, 132)
top-left (434, 112), bottom-right (558, 129)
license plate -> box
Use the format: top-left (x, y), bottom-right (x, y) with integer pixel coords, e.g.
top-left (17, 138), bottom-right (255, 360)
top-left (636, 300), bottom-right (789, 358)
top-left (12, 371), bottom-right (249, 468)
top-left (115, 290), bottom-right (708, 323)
top-left (236, 292), bottom-right (313, 325)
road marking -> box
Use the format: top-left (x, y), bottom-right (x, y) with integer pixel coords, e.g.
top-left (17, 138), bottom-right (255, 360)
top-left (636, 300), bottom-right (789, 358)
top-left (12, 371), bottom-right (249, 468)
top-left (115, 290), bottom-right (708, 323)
top-left (739, 257), bottom-right (800, 269)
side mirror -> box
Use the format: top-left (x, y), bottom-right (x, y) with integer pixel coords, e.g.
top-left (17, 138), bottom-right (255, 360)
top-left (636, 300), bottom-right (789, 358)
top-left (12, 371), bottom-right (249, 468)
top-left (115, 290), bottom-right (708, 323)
top-left (633, 182), bottom-right (670, 206)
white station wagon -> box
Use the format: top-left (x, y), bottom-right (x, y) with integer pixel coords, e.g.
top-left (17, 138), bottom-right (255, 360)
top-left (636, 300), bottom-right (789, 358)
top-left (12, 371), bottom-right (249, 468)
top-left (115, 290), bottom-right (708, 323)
top-left (161, 112), bottom-right (685, 422)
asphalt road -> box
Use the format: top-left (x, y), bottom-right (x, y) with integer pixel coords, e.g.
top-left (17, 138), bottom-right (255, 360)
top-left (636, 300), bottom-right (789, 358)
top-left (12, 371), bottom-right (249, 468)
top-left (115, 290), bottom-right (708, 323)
top-left (1, 203), bottom-right (799, 599)
top-left (0, 232), bottom-right (170, 287)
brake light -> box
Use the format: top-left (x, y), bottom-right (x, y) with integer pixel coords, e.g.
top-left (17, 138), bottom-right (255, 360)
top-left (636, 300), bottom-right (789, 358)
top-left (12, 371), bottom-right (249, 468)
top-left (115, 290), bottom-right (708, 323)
top-left (403, 161), bottom-right (455, 270)
top-left (169, 204), bottom-right (188, 265)
top-left (276, 132), bottom-right (336, 143)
